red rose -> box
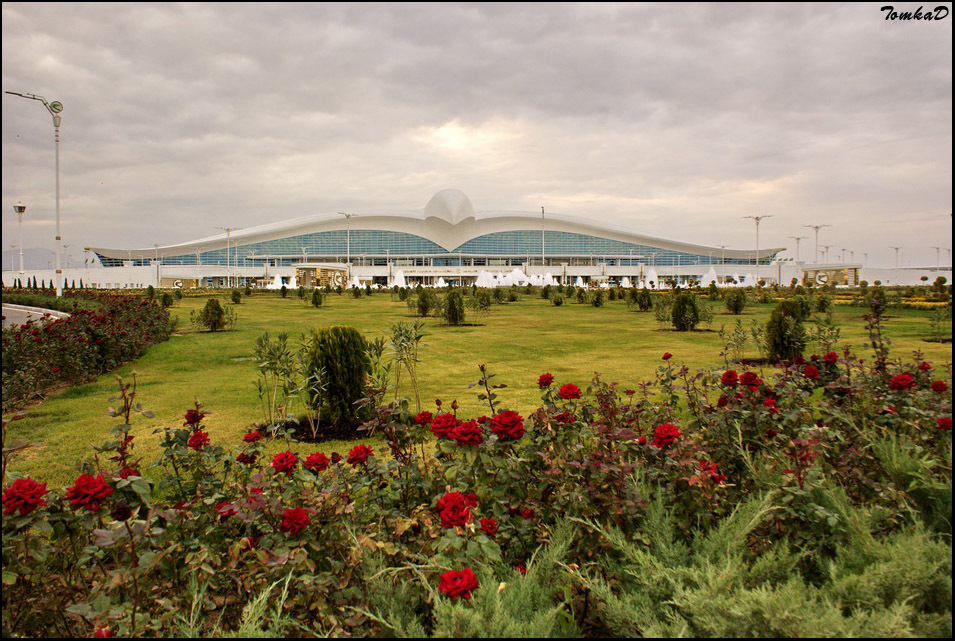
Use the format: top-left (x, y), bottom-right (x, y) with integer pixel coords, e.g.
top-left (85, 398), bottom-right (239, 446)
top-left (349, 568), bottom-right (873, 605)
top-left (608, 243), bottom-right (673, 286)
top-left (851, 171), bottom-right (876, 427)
top-left (538, 373), bottom-right (554, 388)
top-left (662, 352), bottom-right (673, 360)
top-left (888, 373), bottom-right (915, 391)
top-left (802, 365), bottom-right (819, 380)
top-left (347, 444), bottom-right (373, 466)
top-left (937, 417), bottom-right (952, 431)
top-left (65, 474), bottom-right (113, 512)
top-left (490, 410), bottom-right (525, 441)
top-left (448, 419), bottom-right (484, 446)
top-left (94, 628), bottom-right (114, 638)
top-left (280, 507), bottom-right (310, 536)
top-left (331, 452), bottom-right (343, 464)
top-left (553, 411), bottom-right (575, 424)
top-left (430, 413), bottom-right (459, 439)
top-left (439, 568), bottom-right (479, 600)
top-left (651, 423), bottom-right (681, 449)
top-left (740, 372), bottom-right (762, 390)
top-left (717, 394), bottom-right (729, 408)
top-left (918, 361), bottom-right (932, 371)
top-left (216, 501), bottom-right (238, 521)
top-left (236, 452), bottom-right (257, 465)
top-left (763, 398), bottom-right (780, 414)
top-left (183, 408), bottom-right (207, 427)
top-left (414, 411), bottom-right (433, 425)
top-left (515, 564), bottom-right (527, 575)
top-left (637, 435), bottom-right (647, 445)
top-left (721, 370), bottom-right (739, 387)
top-left (825, 351), bottom-right (839, 365)
top-left (436, 491), bottom-right (474, 528)
top-left (931, 380), bottom-right (948, 394)
top-left (243, 430), bottom-right (263, 443)
top-left (3, 477), bottom-right (49, 516)
top-left (118, 468), bottom-right (139, 479)
top-left (558, 383), bottom-right (582, 400)
top-left (480, 517), bottom-right (498, 537)
top-left (188, 430), bottom-right (210, 451)
top-left (271, 451), bottom-right (298, 475)
top-left (304, 452), bottom-right (330, 472)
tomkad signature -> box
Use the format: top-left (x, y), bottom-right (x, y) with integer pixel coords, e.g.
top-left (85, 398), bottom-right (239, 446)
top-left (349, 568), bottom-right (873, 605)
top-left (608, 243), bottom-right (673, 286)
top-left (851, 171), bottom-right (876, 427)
top-left (880, 5), bottom-right (950, 20)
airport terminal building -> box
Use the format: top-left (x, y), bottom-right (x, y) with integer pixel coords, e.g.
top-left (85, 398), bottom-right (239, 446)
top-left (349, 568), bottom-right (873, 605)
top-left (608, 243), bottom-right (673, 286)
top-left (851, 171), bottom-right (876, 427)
top-left (82, 190), bottom-right (787, 289)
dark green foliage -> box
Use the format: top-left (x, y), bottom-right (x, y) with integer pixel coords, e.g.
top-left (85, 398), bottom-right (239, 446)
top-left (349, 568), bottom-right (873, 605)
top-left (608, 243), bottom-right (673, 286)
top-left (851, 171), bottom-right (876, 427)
top-left (310, 288), bottom-right (323, 308)
top-left (231, 289), bottom-right (242, 305)
top-left (297, 286), bottom-right (306, 300)
top-left (707, 282), bottom-right (721, 300)
top-left (147, 285), bottom-right (155, 300)
top-left (576, 288), bottom-right (588, 304)
top-left (416, 289), bottom-right (436, 317)
top-left (592, 290), bottom-right (605, 307)
top-left (724, 288), bottom-right (747, 315)
top-left (304, 325), bottom-right (371, 431)
top-left (766, 299), bottom-right (807, 362)
top-left (190, 298), bottom-right (234, 332)
top-left (351, 286), bottom-right (363, 298)
top-left (160, 292), bottom-right (174, 308)
top-left (671, 292), bottom-right (701, 331)
top-left (280, 285), bottom-right (288, 298)
top-left (541, 284), bottom-right (551, 299)
top-left (444, 290), bottom-right (466, 326)
top-left (244, 284), bottom-right (252, 297)
top-left (634, 288), bottom-right (653, 311)
top-left (551, 293), bottom-right (564, 306)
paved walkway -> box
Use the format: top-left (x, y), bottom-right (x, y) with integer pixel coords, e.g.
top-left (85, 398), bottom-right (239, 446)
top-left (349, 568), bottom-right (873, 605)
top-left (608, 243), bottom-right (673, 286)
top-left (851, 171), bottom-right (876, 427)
top-left (2, 304), bottom-right (71, 328)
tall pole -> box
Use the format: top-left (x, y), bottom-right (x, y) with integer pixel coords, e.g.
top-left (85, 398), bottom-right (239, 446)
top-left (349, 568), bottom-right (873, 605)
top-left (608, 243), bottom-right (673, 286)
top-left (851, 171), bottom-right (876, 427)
top-left (931, 246), bottom-right (941, 270)
top-left (338, 212), bottom-right (355, 278)
top-left (14, 202), bottom-right (26, 273)
top-left (541, 206), bottom-right (546, 266)
top-left (215, 228), bottom-right (235, 288)
top-left (6, 92), bottom-right (64, 296)
top-left (803, 224), bottom-right (830, 265)
top-left (788, 236), bottom-right (806, 263)
top-left (890, 246), bottom-right (902, 268)
top-left (821, 245), bottom-right (833, 263)
top-left (743, 215), bottom-right (772, 283)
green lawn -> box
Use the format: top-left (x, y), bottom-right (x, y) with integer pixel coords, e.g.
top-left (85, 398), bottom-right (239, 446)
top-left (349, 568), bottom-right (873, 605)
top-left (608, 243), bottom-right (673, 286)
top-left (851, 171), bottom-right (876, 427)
top-left (5, 291), bottom-right (951, 487)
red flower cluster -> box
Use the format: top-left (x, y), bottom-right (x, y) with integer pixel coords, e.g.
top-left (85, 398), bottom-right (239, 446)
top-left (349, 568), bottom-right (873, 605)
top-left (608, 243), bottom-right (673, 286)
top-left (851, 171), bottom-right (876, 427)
top-left (740, 372), bottom-right (762, 391)
top-left (918, 361), bottom-right (932, 371)
top-left (183, 408), bottom-right (207, 427)
top-left (2, 477), bottom-right (49, 516)
top-left (448, 419), bottom-right (483, 446)
top-left (558, 383), bottom-right (582, 400)
top-left (490, 410), bottom-right (525, 441)
top-left (888, 373), bottom-right (915, 391)
top-left (430, 413), bottom-right (458, 439)
top-left (931, 380), bottom-right (948, 394)
top-left (188, 430), bottom-right (210, 451)
top-left (243, 430), bottom-right (263, 443)
top-left (479, 517), bottom-right (498, 537)
top-left (414, 411), bottom-right (433, 425)
top-left (651, 423), bottom-right (681, 449)
top-left (280, 507), bottom-right (310, 536)
top-left (721, 370), bottom-right (739, 387)
top-left (802, 365), bottom-right (819, 380)
top-left (763, 399), bottom-right (780, 414)
top-left (439, 567), bottom-right (479, 600)
top-left (65, 474), bottom-right (113, 512)
top-left (824, 351), bottom-right (839, 365)
top-left (436, 491), bottom-right (477, 528)
top-left (347, 444), bottom-right (373, 466)
top-left (304, 452), bottom-right (330, 472)
top-left (662, 352), bottom-right (673, 360)
top-left (538, 372), bottom-right (554, 388)
top-left (236, 452), bottom-right (257, 465)
top-left (938, 417), bottom-right (952, 431)
top-left (271, 451), bottom-right (298, 474)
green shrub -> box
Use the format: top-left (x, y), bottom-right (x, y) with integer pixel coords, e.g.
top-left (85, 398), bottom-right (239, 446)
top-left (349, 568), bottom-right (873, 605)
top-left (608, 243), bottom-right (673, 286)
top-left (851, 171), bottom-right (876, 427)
top-left (310, 289), bottom-right (323, 308)
top-left (444, 291), bottom-right (466, 326)
top-left (304, 325), bottom-right (370, 431)
top-left (231, 289), bottom-right (242, 305)
top-left (552, 294), bottom-right (564, 306)
top-left (416, 289), bottom-right (436, 317)
top-left (724, 289), bottom-right (747, 315)
top-left (190, 298), bottom-right (235, 332)
top-left (671, 292), bottom-right (701, 331)
top-left (766, 299), bottom-right (808, 362)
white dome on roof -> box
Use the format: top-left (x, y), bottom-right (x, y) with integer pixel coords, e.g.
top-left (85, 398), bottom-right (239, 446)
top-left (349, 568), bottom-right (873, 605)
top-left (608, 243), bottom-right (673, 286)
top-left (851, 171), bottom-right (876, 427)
top-left (424, 189), bottom-right (475, 225)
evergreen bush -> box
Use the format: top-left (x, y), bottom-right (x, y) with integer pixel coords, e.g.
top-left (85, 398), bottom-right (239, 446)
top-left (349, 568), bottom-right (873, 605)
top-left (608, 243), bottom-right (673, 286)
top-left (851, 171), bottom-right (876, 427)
top-left (724, 289), bottom-right (747, 315)
top-left (444, 290), bottom-right (466, 326)
top-left (766, 299), bottom-right (808, 362)
top-left (304, 325), bottom-right (370, 432)
top-left (671, 292), bottom-right (701, 331)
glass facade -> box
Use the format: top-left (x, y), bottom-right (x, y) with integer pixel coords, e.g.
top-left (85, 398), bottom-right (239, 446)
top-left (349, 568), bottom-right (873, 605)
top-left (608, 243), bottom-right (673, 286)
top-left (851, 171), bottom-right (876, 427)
top-left (96, 228), bottom-right (774, 268)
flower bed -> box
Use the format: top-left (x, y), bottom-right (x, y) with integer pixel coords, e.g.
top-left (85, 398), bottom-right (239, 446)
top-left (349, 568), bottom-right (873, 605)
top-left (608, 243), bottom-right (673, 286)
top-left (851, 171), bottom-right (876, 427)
top-left (1, 289), bottom-right (174, 411)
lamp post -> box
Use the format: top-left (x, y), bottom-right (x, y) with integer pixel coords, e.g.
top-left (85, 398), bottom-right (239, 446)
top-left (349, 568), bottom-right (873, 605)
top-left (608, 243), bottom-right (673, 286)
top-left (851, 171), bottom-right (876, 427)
top-left (541, 206), bottom-right (545, 267)
top-left (890, 246), bottom-right (902, 268)
top-left (14, 202), bottom-right (26, 273)
top-left (6, 92), bottom-right (64, 296)
top-left (803, 224), bottom-right (830, 265)
top-left (788, 236), bottom-right (806, 263)
top-left (337, 212), bottom-right (355, 279)
top-left (215, 228), bottom-right (235, 288)
top-left (743, 215), bottom-right (772, 283)
top-left (821, 245), bottom-right (833, 263)
top-left (931, 246), bottom-right (941, 270)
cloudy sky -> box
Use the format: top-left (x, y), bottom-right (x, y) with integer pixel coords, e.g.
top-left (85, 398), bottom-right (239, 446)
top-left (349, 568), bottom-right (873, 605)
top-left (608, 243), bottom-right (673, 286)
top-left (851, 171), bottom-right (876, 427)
top-left (2, 2), bottom-right (951, 268)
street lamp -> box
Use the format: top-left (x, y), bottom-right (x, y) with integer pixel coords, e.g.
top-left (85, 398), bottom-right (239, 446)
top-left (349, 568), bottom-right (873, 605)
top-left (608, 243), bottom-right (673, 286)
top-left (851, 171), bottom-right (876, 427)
top-left (6, 91), bottom-right (64, 296)
top-left (821, 245), bottom-right (833, 263)
top-left (215, 227), bottom-right (235, 288)
top-left (890, 246), bottom-right (902, 268)
top-left (788, 236), bottom-right (806, 263)
top-left (743, 215), bottom-right (773, 283)
top-left (14, 202), bottom-right (26, 273)
top-left (541, 206), bottom-right (546, 266)
top-left (337, 212), bottom-right (355, 265)
top-left (803, 224), bottom-right (830, 265)
top-left (931, 246), bottom-right (941, 270)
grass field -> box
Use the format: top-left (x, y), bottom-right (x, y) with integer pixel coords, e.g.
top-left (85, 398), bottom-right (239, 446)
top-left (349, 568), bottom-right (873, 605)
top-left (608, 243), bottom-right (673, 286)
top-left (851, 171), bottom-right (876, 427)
top-left (5, 290), bottom-right (951, 486)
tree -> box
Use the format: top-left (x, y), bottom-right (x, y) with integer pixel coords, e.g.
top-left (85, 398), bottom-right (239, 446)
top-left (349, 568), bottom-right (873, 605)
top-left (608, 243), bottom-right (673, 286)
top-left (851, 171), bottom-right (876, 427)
top-left (444, 290), bottom-right (466, 325)
top-left (190, 298), bottom-right (235, 332)
top-left (671, 292), bottom-right (701, 331)
top-left (766, 299), bottom-right (808, 362)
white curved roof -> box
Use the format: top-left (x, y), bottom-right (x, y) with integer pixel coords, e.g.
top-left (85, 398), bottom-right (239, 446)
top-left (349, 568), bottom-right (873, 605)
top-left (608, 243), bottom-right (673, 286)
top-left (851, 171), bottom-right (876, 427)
top-left (91, 189), bottom-right (783, 261)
